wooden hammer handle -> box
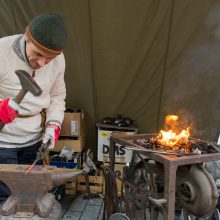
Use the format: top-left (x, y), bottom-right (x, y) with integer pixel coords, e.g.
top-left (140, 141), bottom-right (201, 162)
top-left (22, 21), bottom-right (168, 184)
top-left (13, 88), bottom-right (27, 104)
top-left (0, 88), bottom-right (28, 131)
top-left (0, 121), bottom-right (4, 131)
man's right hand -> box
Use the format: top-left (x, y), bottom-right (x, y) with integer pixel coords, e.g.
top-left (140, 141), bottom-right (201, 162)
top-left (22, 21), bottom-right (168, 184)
top-left (0, 98), bottom-right (20, 124)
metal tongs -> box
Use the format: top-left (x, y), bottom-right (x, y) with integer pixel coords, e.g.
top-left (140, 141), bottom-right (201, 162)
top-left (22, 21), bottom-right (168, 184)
top-left (25, 140), bottom-right (51, 175)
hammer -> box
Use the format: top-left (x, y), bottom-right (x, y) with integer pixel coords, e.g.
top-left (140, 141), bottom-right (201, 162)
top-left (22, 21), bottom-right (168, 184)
top-left (0, 70), bottom-right (42, 130)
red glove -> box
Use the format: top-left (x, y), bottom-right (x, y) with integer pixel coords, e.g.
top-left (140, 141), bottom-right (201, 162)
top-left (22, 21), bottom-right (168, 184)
top-left (43, 122), bottom-right (61, 149)
top-left (0, 98), bottom-right (19, 124)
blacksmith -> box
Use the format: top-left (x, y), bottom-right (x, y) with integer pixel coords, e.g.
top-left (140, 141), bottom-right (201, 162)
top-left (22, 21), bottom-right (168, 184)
top-left (0, 12), bottom-right (68, 202)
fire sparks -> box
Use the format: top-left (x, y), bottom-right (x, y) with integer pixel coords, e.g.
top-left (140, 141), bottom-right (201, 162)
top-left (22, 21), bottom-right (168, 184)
top-left (157, 115), bottom-right (190, 147)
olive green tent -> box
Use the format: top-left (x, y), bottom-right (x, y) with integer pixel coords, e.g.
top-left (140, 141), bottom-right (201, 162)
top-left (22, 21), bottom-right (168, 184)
top-left (1, 0), bottom-right (220, 155)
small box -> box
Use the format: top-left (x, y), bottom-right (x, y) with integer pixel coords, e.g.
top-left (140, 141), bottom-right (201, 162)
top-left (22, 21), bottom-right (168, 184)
top-left (97, 123), bottom-right (138, 163)
top-left (76, 174), bottom-right (103, 194)
top-left (54, 137), bottom-right (85, 152)
top-left (65, 176), bottom-right (77, 195)
top-left (48, 151), bottom-right (82, 169)
top-left (60, 111), bottom-right (85, 137)
top-left (65, 180), bottom-right (77, 195)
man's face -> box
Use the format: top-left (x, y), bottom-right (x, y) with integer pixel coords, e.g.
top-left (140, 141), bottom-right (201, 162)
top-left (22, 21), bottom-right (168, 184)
top-left (25, 38), bottom-right (57, 69)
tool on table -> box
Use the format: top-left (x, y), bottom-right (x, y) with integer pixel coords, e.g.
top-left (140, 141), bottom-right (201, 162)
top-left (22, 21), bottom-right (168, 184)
top-left (25, 141), bottom-right (51, 175)
top-left (82, 149), bottom-right (100, 199)
top-left (0, 70), bottom-right (42, 130)
top-left (125, 146), bottom-right (183, 156)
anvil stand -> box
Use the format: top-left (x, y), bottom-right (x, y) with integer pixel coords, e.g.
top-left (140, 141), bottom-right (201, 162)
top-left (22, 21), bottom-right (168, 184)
top-left (105, 134), bottom-right (220, 220)
top-left (0, 164), bottom-right (81, 220)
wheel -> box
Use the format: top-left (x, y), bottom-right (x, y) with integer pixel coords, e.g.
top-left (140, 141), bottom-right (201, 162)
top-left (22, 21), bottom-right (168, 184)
top-left (176, 165), bottom-right (218, 218)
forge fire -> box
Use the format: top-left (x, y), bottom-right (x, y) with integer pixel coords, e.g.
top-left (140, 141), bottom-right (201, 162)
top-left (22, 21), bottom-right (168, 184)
top-left (157, 115), bottom-right (190, 147)
top-left (133, 115), bottom-right (218, 155)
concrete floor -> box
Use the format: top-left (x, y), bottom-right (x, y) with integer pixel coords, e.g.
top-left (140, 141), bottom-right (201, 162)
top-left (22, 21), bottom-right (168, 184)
top-left (61, 194), bottom-right (104, 220)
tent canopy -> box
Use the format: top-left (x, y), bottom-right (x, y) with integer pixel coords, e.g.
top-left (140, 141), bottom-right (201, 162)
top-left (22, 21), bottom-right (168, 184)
top-left (1, 0), bottom-right (220, 152)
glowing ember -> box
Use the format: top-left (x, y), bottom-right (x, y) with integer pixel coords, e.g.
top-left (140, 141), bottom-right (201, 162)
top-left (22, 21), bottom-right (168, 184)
top-left (157, 115), bottom-right (190, 147)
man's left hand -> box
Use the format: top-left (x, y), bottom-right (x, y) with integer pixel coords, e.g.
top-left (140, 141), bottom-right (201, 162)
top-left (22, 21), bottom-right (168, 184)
top-left (43, 122), bottom-right (61, 149)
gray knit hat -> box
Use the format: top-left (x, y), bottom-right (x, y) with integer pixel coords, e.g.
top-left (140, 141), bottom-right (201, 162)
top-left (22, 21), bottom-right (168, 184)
top-left (26, 12), bottom-right (68, 55)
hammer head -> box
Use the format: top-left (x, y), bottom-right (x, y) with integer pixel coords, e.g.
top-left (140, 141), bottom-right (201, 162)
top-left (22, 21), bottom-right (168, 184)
top-left (15, 70), bottom-right (42, 96)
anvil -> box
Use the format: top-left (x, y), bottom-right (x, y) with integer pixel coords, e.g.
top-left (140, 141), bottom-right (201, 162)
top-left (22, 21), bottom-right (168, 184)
top-left (0, 164), bottom-right (82, 219)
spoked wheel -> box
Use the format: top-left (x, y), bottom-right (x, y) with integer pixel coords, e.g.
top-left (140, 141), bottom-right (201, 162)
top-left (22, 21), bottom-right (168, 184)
top-left (124, 160), bottom-right (163, 220)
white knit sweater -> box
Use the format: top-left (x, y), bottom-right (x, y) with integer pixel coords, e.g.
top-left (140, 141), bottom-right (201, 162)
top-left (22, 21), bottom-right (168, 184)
top-left (0, 34), bottom-right (66, 147)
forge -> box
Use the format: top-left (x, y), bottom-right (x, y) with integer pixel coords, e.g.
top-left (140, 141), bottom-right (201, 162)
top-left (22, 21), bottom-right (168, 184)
top-left (0, 164), bottom-right (82, 220)
top-left (105, 133), bottom-right (220, 220)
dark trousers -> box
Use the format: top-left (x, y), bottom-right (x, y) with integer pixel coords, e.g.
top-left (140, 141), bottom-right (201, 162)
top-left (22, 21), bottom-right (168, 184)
top-left (0, 141), bottom-right (42, 202)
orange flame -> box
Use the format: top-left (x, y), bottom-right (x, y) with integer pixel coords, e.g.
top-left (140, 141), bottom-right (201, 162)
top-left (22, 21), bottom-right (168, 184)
top-left (157, 115), bottom-right (190, 147)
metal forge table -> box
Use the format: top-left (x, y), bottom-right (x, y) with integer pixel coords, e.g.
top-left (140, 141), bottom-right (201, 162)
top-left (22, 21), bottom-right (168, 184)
top-left (106, 133), bottom-right (220, 220)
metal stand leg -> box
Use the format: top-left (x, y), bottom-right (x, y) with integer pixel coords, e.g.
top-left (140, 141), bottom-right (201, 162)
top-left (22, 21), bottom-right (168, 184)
top-left (163, 164), bottom-right (177, 220)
